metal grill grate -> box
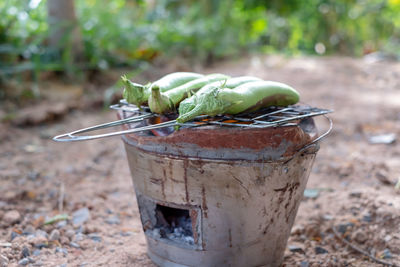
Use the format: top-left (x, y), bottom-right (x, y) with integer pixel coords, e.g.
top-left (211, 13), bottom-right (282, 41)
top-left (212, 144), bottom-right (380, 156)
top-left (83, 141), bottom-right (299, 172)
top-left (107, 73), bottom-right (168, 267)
top-left (111, 99), bottom-right (332, 128)
top-left (54, 100), bottom-right (332, 142)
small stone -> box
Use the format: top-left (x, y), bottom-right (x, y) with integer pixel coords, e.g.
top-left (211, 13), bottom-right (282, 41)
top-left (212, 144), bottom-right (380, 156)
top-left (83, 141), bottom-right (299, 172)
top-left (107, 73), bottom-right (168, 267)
top-left (18, 258), bottom-right (29, 266)
top-left (59, 264), bottom-right (67, 267)
top-left (30, 236), bottom-right (48, 249)
top-left (288, 245), bottom-right (305, 254)
top-left (75, 225), bottom-right (84, 234)
top-left (56, 220), bottom-right (67, 229)
top-left (349, 191), bottom-right (362, 198)
top-left (11, 231), bottom-right (21, 241)
top-left (337, 223), bottom-right (354, 234)
top-left (0, 201), bottom-right (7, 208)
top-left (303, 189), bottom-right (319, 199)
top-left (72, 208), bottom-right (91, 227)
top-left (3, 210), bottom-right (21, 225)
top-left (322, 214), bottom-right (333, 221)
top-left (28, 257), bottom-right (35, 263)
top-left (60, 236), bottom-right (70, 245)
top-left (0, 242), bottom-right (12, 248)
top-left (69, 242), bottom-right (80, 249)
top-left (368, 133), bottom-right (396, 145)
top-left (73, 233), bottom-right (85, 242)
top-left (55, 247), bottom-right (68, 256)
top-left (84, 225), bottom-right (98, 234)
top-left (382, 248), bottom-right (392, 259)
top-left (384, 235), bottom-right (392, 242)
top-left (105, 216), bottom-right (120, 225)
top-left (352, 229), bottom-right (367, 244)
top-left (20, 246), bottom-right (30, 258)
top-left (35, 229), bottom-right (48, 238)
top-left (120, 231), bottom-right (131, 237)
top-left (376, 170), bottom-right (393, 185)
top-left (88, 233), bottom-right (102, 242)
top-left (49, 229), bottom-right (60, 241)
top-left (23, 225), bottom-right (35, 235)
top-left (65, 229), bottom-right (75, 239)
top-left (362, 213), bottom-right (372, 223)
top-left (300, 261), bottom-right (309, 267)
top-left (32, 250), bottom-right (41, 256)
top-left (315, 246), bottom-right (328, 254)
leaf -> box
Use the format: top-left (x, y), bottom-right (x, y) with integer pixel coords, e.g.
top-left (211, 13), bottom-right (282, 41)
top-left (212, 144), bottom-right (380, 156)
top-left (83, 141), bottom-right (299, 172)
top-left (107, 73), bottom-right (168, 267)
top-left (43, 214), bottom-right (69, 225)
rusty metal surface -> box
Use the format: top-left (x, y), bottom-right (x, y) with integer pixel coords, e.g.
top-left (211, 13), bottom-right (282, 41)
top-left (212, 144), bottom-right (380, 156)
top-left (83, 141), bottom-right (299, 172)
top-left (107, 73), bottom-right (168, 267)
top-left (124, 140), bottom-right (318, 267)
top-left (119, 110), bottom-right (317, 161)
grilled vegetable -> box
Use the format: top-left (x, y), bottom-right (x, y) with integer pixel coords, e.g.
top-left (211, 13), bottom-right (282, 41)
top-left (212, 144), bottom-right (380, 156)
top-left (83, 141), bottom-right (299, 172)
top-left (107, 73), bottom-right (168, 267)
top-left (177, 81), bottom-right (299, 123)
top-left (178, 76), bottom-right (261, 116)
top-left (121, 72), bottom-right (204, 107)
top-left (148, 73), bottom-right (230, 114)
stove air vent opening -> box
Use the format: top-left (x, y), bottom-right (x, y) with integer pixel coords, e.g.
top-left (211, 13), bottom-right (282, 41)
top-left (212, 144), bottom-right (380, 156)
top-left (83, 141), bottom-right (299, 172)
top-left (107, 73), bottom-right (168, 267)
top-left (153, 205), bottom-right (194, 245)
top-left (136, 194), bottom-right (202, 249)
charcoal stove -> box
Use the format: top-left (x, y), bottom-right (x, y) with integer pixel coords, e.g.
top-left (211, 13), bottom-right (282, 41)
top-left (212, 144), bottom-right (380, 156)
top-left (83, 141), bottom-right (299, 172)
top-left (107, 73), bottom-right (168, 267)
top-left (54, 100), bottom-right (332, 267)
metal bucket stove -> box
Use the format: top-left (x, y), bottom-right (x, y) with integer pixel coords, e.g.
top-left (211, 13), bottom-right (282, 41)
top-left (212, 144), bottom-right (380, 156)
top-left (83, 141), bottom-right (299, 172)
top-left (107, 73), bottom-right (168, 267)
top-left (119, 104), bottom-right (331, 267)
top-left (54, 102), bottom-right (331, 267)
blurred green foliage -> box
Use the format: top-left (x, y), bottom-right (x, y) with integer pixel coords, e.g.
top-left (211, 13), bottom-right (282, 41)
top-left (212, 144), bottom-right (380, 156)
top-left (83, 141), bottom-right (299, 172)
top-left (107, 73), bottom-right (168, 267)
top-left (0, 0), bottom-right (399, 80)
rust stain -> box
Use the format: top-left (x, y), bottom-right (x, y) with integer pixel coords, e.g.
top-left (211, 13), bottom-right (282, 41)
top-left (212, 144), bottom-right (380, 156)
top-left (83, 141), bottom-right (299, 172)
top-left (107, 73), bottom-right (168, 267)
top-left (285, 182), bottom-right (300, 223)
top-left (149, 177), bottom-right (162, 185)
top-left (202, 185), bottom-right (208, 218)
top-left (190, 209), bottom-right (199, 244)
top-left (183, 159), bottom-right (189, 203)
top-left (169, 161), bottom-right (173, 180)
top-left (274, 184), bottom-right (288, 213)
top-left (263, 217), bottom-right (274, 235)
top-left (231, 173), bottom-right (250, 196)
top-left (161, 179), bottom-right (165, 199)
top-left (228, 228), bottom-right (232, 248)
top-left (273, 183), bottom-right (289, 192)
top-left (261, 206), bottom-right (267, 217)
top-left (170, 178), bottom-right (185, 184)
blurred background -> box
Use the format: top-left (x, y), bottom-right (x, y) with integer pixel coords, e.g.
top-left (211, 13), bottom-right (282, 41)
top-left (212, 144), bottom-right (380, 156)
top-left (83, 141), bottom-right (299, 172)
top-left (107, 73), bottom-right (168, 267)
top-left (0, 0), bottom-right (399, 105)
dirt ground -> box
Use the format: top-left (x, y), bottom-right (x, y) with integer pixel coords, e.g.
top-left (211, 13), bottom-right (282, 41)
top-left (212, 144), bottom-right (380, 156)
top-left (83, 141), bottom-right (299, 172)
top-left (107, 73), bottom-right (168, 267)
top-left (1, 55), bottom-right (400, 267)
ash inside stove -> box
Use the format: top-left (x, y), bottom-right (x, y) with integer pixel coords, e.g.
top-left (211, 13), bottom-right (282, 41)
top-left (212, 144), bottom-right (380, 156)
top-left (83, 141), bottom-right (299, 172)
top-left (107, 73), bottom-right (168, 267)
top-left (148, 204), bottom-right (194, 246)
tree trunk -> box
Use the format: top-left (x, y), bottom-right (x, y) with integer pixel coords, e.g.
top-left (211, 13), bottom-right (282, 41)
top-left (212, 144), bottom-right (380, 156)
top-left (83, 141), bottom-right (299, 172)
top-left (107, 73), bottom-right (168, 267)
top-left (47, 0), bottom-right (83, 63)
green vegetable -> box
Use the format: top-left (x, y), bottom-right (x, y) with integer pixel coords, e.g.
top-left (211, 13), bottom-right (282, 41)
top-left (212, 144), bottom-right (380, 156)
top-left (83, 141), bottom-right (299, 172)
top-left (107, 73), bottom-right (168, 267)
top-left (148, 73), bottom-right (230, 114)
top-left (178, 76), bottom-right (261, 116)
top-left (122, 72), bottom-right (204, 107)
top-left (177, 81), bottom-right (300, 123)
